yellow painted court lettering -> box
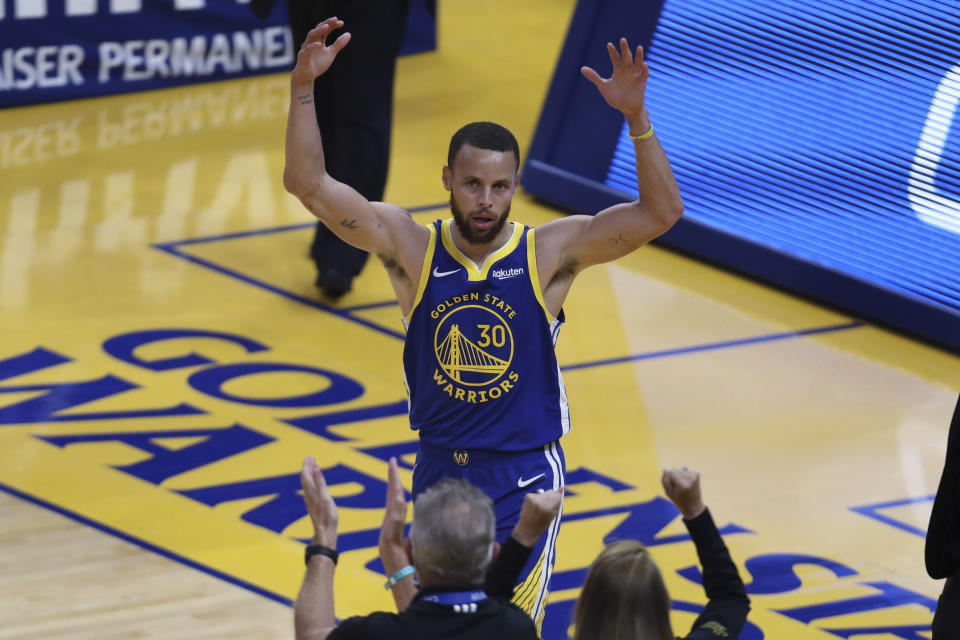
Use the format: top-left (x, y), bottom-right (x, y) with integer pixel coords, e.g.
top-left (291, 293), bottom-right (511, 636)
top-left (103, 327), bottom-right (368, 413)
top-left (177, 463), bottom-right (392, 534)
top-left (773, 577), bottom-right (936, 627)
top-left (667, 528), bottom-right (936, 635)
top-left (0, 346), bottom-right (204, 424)
top-left (283, 399), bottom-right (409, 443)
top-left (36, 424), bottom-right (272, 485)
top-left (187, 361), bottom-right (363, 408)
top-left (102, 328), bottom-right (270, 372)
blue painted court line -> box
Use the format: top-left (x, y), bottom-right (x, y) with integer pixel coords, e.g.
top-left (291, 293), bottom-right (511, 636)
top-left (0, 482), bottom-right (294, 608)
top-left (154, 242), bottom-right (407, 340)
top-left (849, 495), bottom-right (934, 538)
top-left (560, 322), bottom-right (864, 372)
top-left (164, 202), bottom-right (451, 247)
top-left (152, 202), bottom-right (449, 341)
top-left (162, 221), bottom-right (316, 246)
top-left (341, 300), bottom-right (401, 312)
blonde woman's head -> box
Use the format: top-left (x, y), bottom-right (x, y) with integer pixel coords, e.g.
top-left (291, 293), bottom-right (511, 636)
top-left (573, 540), bottom-right (673, 640)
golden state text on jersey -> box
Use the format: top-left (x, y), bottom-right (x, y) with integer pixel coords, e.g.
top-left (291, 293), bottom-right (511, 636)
top-left (401, 220), bottom-right (570, 451)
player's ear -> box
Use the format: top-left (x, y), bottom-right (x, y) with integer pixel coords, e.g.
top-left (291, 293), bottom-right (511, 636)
top-left (442, 165), bottom-right (453, 191)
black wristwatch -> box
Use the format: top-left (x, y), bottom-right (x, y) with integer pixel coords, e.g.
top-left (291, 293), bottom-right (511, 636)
top-left (305, 544), bottom-right (339, 566)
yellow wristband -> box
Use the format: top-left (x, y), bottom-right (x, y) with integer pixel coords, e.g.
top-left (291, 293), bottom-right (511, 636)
top-left (629, 124), bottom-right (655, 142)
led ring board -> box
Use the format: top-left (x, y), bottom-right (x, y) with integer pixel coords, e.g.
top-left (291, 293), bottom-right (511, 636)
top-left (523, 0), bottom-right (960, 353)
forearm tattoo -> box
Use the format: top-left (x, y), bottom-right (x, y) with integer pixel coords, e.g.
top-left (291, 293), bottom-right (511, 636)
top-left (340, 219), bottom-right (359, 231)
top-left (297, 93), bottom-right (313, 106)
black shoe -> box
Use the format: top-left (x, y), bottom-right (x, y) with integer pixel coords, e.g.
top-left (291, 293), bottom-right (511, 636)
top-left (315, 267), bottom-right (352, 299)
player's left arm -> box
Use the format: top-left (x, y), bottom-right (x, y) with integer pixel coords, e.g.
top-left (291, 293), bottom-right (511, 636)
top-left (537, 39), bottom-right (683, 284)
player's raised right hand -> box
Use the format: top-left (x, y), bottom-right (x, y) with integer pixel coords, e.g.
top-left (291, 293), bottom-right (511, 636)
top-left (292, 17), bottom-right (352, 85)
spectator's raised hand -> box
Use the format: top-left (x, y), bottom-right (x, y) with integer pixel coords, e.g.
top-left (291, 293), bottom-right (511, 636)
top-left (378, 457), bottom-right (409, 556)
top-left (291, 17), bottom-right (351, 85)
top-left (378, 457), bottom-right (415, 612)
top-left (512, 488), bottom-right (564, 548)
top-left (661, 467), bottom-right (706, 520)
top-left (301, 456), bottom-right (338, 546)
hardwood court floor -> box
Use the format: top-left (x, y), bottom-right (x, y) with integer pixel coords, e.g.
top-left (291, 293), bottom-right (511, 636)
top-left (2, 1), bottom-right (960, 638)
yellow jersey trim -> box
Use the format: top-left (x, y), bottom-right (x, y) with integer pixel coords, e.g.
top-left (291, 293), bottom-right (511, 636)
top-left (440, 219), bottom-right (524, 282)
top-left (511, 548), bottom-right (545, 613)
top-left (526, 228), bottom-right (555, 322)
top-left (404, 223), bottom-right (437, 324)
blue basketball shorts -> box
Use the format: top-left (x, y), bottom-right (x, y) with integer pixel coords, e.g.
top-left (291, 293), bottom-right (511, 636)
top-left (412, 440), bottom-right (566, 629)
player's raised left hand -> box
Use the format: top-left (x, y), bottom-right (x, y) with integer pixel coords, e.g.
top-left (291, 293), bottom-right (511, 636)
top-left (580, 38), bottom-right (649, 119)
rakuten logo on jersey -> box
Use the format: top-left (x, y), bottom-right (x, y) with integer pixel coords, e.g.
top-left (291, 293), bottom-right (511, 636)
top-left (491, 267), bottom-right (524, 280)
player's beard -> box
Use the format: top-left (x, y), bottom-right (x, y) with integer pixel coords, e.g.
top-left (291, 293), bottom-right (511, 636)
top-left (450, 195), bottom-right (511, 245)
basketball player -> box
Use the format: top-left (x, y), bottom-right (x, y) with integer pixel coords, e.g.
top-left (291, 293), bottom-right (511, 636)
top-left (284, 17), bottom-right (684, 627)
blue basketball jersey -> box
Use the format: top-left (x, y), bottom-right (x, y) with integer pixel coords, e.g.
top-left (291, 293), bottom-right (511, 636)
top-left (401, 219), bottom-right (570, 451)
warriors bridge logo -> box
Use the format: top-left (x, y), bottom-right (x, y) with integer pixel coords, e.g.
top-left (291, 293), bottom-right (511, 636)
top-left (430, 293), bottom-right (519, 403)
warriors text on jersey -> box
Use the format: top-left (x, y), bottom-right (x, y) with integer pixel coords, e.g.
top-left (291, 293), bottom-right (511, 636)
top-left (401, 219), bottom-right (571, 451)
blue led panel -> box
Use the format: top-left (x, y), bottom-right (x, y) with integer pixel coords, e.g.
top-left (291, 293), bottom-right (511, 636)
top-left (605, 0), bottom-right (960, 316)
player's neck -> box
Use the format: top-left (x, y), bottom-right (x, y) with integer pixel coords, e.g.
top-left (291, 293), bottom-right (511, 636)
top-left (450, 221), bottom-right (514, 266)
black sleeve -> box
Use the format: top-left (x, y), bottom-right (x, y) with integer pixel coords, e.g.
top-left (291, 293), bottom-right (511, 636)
top-left (926, 395), bottom-right (960, 579)
top-left (327, 613), bottom-right (401, 640)
top-left (681, 508), bottom-right (751, 639)
top-left (484, 536), bottom-right (534, 598)
top-left (325, 616), bottom-right (365, 640)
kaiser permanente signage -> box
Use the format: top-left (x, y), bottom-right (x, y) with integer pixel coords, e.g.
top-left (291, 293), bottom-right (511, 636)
top-left (2, 0), bottom-right (299, 108)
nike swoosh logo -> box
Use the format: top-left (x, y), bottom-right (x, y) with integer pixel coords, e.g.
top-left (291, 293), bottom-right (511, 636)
top-left (433, 267), bottom-right (460, 278)
top-left (517, 473), bottom-right (545, 489)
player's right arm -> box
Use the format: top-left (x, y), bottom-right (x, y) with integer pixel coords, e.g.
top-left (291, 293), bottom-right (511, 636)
top-left (282, 18), bottom-right (426, 289)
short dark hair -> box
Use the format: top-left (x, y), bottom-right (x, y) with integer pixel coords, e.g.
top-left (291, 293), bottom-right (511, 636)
top-left (447, 121), bottom-right (520, 171)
